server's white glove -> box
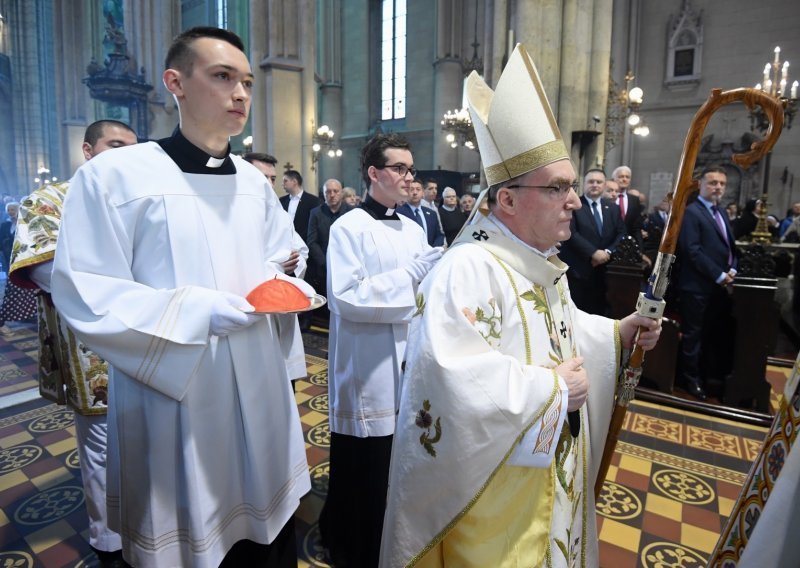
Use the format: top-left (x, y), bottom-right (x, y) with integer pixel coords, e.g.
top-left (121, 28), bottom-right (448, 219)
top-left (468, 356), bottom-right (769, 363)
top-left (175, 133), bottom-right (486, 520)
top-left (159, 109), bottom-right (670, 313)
top-left (404, 247), bottom-right (444, 282)
top-left (209, 292), bottom-right (262, 336)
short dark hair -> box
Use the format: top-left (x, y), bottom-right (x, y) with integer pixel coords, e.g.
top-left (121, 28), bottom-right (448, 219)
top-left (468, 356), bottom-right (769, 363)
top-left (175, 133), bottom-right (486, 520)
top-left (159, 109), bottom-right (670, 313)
top-left (425, 179), bottom-right (438, 187)
top-left (360, 133), bottom-right (412, 186)
top-left (243, 152), bottom-right (277, 166)
top-left (165, 26), bottom-right (245, 74)
top-left (584, 168), bottom-right (606, 178)
top-left (284, 169), bottom-right (303, 187)
top-left (700, 164), bottom-right (727, 178)
top-left (83, 120), bottom-right (135, 146)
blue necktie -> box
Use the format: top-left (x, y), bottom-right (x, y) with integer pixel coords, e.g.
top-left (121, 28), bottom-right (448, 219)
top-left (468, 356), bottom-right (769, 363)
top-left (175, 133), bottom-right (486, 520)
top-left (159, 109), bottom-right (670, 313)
top-left (413, 208), bottom-right (424, 229)
top-left (592, 201), bottom-right (603, 233)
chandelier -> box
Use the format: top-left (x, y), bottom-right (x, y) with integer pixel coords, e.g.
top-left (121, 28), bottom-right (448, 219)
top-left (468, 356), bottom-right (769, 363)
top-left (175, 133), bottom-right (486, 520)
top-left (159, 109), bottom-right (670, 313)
top-left (34, 165), bottom-right (57, 186)
top-left (605, 72), bottom-right (649, 152)
top-left (751, 46), bottom-right (798, 132)
top-left (311, 122), bottom-right (342, 171)
top-left (440, 108), bottom-right (477, 151)
top-left (748, 46), bottom-right (797, 245)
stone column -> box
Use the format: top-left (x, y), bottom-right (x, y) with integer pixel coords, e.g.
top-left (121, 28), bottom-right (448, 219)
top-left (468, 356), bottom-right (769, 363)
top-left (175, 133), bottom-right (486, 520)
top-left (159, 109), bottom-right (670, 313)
top-left (317, 0), bottom-right (343, 189)
top-left (432, 0), bottom-right (463, 171)
top-left (253, 0), bottom-right (316, 192)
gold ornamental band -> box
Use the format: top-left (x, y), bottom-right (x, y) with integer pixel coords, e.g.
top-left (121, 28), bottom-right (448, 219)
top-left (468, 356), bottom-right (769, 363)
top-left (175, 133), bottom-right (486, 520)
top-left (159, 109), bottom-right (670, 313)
top-left (484, 139), bottom-right (570, 187)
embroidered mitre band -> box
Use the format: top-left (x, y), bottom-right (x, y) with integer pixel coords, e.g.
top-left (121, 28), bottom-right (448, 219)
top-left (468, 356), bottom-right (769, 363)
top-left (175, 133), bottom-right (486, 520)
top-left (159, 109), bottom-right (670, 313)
top-left (466, 44), bottom-right (569, 187)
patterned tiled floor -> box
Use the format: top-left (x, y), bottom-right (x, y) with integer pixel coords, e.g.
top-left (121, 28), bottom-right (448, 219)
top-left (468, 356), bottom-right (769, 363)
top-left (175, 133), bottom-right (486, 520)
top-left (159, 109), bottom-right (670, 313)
top-left (0, 326), bottom-right (786, 567)
top-left (0, 323), bottom-right (39, 398)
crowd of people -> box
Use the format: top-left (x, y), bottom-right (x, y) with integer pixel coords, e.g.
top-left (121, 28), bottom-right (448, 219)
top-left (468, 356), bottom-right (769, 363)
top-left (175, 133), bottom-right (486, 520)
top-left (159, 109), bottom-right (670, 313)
top-left (27, 23), bottom-right (800, 568)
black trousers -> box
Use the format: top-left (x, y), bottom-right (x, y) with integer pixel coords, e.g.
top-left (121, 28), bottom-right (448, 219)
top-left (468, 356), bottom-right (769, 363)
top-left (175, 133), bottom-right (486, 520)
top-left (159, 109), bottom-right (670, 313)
top-left (218, 517), bottom-right (297, 568)
top-left (678, 286), bottom-right (734, 385)
top-left (319, 432), bottom-right (393, 568)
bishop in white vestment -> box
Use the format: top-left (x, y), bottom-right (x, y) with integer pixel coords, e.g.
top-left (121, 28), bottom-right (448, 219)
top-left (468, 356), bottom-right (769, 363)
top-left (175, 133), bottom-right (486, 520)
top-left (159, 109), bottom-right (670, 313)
top-left (380, 44), bottom-right (661, 568)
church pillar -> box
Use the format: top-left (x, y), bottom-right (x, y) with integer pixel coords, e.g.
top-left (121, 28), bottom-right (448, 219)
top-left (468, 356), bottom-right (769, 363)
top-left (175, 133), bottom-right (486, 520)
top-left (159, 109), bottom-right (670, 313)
top-left (432, 0), bottom-right (463, 171)
top-left (125, 0), bottom-right (180, 139)
top-left (252, 0), bottom-right (316, 193)
top-left (317, 0), bottom-right (343, 190)
top-left (588, 0), bottom-right (613, 169)
top-left (514, 0), bottom-right (564, 116)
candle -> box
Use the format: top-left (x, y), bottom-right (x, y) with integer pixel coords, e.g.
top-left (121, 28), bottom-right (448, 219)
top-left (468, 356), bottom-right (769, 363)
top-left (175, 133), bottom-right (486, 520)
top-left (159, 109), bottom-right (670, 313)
top-left (775, 46), bottom-right (781, 64)
top-left (782, 61), bottom-right (789, 81)
top-left (792, 80), bottom-right (798, 100)
top-left (764, 63), bottom-right (771, 86)
top-left (766, 79), bottom-right (773, 95)
top-left (755, 83), bottom-right (762, 91)
top-left (780, 78), bottom-right (787, 97)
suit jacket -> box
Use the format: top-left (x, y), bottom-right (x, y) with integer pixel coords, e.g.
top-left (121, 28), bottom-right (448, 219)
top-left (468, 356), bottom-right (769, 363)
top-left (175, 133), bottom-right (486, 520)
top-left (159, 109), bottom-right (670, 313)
top-left (558, 196), bottom-right (626, 280)
top-left (675, 199), bottom-right (738, 296)
top-left (306, 203), bottom-right (351, 290)
top-left (279, 191), bottom-right (321, 241)
top-left (397, 203), bottom-right (445, 247)
top-left (619, 192), bottom-right (644, 245)
top-left (0, 221), bottom-right (15, 269)
top-left (642, 210), bottom-right (667, 260)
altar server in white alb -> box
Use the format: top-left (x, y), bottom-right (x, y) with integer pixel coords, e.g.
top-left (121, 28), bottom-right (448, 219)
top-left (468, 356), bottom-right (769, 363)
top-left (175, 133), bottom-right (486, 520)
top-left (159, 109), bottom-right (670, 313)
top-left (380, 44), bottom-right (661, 568)
top-left (320, 133), bottom-right (443, 568)
top-left (52, 27), bottom-right (309, 568)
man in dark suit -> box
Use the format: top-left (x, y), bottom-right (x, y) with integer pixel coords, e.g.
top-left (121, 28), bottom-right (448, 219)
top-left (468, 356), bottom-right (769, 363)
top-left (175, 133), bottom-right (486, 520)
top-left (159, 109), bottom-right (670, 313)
top-left (612, 165), bottom-right (644, 245)
top-left (306, 178), bottom-right (349, 297)
top-left (397, 178), bottom-right (445, 247)
top-left (280, 169), bottom-right (320, 242)
top-left (558, 169), bottom-right (626, 315)
top-left (674, 165), bottom-right (738, 401)
top-left (642, 195), bottom-right (670, 265)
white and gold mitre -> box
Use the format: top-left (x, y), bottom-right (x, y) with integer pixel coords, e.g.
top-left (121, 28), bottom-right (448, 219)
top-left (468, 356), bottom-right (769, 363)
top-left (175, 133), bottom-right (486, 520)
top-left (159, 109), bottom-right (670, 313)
top-left (466, 44), bottom-right (569, 187)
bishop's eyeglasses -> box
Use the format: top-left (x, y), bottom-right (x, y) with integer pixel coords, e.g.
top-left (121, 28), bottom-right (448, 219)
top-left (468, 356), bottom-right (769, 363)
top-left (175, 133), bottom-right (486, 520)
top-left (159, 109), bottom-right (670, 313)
top-left (506, 181), bottom-right (579, 200)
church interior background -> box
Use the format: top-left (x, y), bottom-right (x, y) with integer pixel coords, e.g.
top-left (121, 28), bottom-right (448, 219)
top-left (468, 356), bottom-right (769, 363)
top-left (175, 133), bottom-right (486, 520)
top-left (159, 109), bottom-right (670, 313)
top-left (1, 0), bottom-right (800, 567)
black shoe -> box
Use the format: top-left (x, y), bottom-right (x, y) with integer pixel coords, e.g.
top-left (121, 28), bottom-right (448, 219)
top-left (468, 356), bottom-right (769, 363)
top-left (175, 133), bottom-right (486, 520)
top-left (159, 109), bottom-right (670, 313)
top-left (92, 548), bottom-right (132, 568)
top-left (684, 380), bottom-right (707, 401)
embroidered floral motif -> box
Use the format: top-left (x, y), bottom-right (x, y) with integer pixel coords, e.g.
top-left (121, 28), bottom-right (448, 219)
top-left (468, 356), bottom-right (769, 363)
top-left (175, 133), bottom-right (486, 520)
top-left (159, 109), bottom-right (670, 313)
top-left (520, 285), bottom-right (562, 360)
top-left (413, 292), bottom-right (426, 317)
top-left (415, 399), bottom-right (442, 457)
top-left (462, 298), bottom-right (501, 346)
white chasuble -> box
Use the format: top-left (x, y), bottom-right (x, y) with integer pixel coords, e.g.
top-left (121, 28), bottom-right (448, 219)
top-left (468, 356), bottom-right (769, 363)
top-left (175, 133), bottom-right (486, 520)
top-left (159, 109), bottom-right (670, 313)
top-left (51, 143), bottom-right (310, 567)
top-left (380, 214), bottom-right (619, 568)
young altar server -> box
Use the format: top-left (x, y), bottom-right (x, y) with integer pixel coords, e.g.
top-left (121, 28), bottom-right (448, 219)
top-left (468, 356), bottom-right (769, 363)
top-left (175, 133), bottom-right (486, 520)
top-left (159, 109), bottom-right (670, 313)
top-left (319, 133), bottom-right (443, 567)
top-left (51, 27), bottom-right (309, 567)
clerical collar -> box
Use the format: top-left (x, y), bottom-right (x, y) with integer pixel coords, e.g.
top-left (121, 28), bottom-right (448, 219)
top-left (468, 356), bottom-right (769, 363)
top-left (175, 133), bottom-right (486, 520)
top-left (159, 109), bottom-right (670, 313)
top-left (361, 194), bottom-right (399, 220)
top-left (157, 127), bottom-right (236, 175)
top-left (488, 213), bottom-right (559, 259)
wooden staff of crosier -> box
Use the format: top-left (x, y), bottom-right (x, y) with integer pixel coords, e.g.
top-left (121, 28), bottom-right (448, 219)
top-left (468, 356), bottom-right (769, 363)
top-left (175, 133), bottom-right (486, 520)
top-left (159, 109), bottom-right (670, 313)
top-left (594, 88), bottom-right (786, 500)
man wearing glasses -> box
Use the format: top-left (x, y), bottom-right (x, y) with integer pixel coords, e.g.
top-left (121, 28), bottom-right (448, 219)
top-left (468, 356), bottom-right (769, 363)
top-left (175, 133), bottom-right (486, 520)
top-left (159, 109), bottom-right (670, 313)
top-left (380, 45), bottom-right (661, 568)
top-left (321, 133), bottom-right (443, 568)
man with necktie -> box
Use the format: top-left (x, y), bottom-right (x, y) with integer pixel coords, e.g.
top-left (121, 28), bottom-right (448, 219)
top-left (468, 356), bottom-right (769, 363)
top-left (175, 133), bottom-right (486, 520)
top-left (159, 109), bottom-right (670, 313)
top-left (558, 168), bottom-right (626, 315)
top-left (612, 165), bottom-right (644, 245)
top-left (397, 178), bottom-right (445, 247)
top-left (674, 165), bottom-right (738, 401)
